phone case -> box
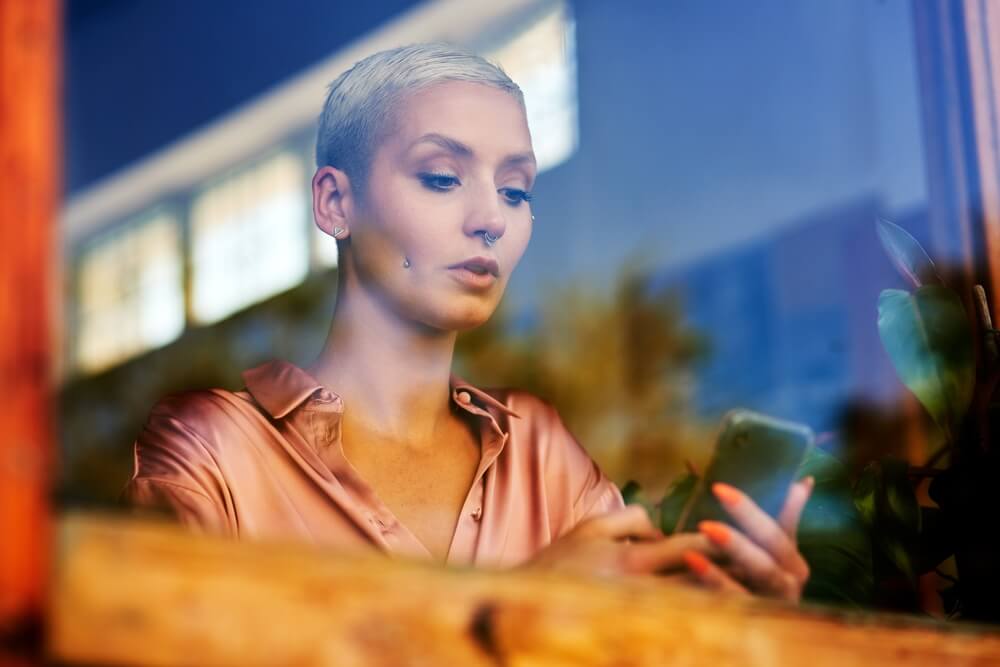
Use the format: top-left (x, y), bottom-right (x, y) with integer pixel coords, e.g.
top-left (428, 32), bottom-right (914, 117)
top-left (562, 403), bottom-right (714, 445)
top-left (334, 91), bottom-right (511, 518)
top-left (674, 409), bottom-right (814, 532)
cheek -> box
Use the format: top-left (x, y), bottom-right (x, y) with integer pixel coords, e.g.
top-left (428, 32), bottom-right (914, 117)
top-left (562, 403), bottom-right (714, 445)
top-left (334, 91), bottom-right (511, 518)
top-left (504, 220), bottom-right (532, 269)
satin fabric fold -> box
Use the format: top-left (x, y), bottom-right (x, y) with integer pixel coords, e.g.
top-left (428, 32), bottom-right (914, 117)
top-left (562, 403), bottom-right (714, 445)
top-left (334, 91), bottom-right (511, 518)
top-left (122, 359), bottom-right (625, 568)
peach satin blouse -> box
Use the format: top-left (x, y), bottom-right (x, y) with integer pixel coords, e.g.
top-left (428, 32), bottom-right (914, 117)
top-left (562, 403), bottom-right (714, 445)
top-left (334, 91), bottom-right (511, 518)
top-left (122, 360), bottom-right (625, 568)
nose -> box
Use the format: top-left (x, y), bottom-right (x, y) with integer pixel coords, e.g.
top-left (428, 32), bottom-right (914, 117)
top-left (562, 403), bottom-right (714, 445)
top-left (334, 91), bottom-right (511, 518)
top-left (463, 182), bottom-right (507, 245)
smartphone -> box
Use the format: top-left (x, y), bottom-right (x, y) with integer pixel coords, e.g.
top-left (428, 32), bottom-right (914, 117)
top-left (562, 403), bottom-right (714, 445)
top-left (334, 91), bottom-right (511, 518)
top-left (674, 409), bottom-right (813, 533)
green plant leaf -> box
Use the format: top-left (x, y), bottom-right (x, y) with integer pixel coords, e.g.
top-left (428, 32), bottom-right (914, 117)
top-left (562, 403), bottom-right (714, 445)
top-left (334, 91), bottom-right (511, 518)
top-left (620, 480), bottom-right (643, 506)
top-left (876, 218), bottom-right (942, 288)
top-left (882, 459), bottom-right (921, 539)
top-left (853, 462), bottom-right (879, 528)
top-left (877, 286), bottom-right (975, 439)
top-left (796, 448), bottom-right (874, 608)
top-left (658, 472), bottom-right (697, 535)
top-left (852, 459), bottom-right (922, 581)
top-left (619, 479), bottom-right (659, 524)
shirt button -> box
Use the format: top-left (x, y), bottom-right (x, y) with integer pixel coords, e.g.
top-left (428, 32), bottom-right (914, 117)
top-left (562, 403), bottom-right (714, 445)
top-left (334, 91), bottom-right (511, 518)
top-left (471, 506), bottom-right (483, 521)
top-left (457, 391), bottom-right (472, 404)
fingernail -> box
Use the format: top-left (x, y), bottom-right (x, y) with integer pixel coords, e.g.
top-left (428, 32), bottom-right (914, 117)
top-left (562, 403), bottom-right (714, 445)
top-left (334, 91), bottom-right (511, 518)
top-left (698, 521), bottom-right (731, 547)
top-left (683, 550), bottom-right (711, 576)
top-left (803, 475), bottom-right (815, 490)
top-left (712, 482), bottom-right (742, 508)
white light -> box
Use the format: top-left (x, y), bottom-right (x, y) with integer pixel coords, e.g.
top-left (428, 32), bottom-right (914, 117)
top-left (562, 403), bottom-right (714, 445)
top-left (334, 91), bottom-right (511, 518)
top-left (190, 152), bottom-right (310, 324)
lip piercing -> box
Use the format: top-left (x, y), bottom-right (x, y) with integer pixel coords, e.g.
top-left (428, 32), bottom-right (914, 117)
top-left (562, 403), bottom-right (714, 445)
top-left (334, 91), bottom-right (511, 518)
top-left (482, 231), bottom-right (499, 247)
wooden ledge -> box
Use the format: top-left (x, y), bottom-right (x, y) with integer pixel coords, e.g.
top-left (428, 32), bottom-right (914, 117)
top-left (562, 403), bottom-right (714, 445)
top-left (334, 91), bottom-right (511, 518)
top-left (49, 513), bottom-right (1000, 666)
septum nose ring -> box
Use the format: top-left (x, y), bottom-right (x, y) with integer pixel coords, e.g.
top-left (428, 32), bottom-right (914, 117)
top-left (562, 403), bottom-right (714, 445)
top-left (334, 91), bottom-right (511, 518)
top-left (482, 231), bottom-right (499, 247)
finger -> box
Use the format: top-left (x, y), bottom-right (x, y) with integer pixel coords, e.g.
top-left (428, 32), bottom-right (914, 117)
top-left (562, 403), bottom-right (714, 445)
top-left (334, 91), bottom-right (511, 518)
top-left (682, 550), bottom-right (749, 595)
top-left (582, 504), bottom-right (663, 541)
top-left (624, 532), bottom-right (718, 574)
top-left (777, 476), bottom-right (815, 540)
top-left (698, 521), bottom-right (802, 600)
top-left (712, 483), bottom-right (808, 581)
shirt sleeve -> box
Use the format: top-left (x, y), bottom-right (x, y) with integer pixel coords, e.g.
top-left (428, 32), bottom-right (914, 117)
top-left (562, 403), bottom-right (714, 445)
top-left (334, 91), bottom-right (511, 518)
top-left (526, 394), bottom-right (626, 530)
top-left (571, 458), bottom-right (627, 524)
top-left (119, 396), bottom-right (236, 537)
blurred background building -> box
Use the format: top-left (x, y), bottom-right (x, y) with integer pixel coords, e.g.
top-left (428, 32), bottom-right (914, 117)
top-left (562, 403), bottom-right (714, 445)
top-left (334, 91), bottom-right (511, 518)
top-left (58, 0), bottom-right (989, 505)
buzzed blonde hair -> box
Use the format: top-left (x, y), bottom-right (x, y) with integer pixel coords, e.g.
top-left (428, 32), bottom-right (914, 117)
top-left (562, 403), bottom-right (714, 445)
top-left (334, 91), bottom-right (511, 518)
top-left (315, 42), bottom-right (524, 199)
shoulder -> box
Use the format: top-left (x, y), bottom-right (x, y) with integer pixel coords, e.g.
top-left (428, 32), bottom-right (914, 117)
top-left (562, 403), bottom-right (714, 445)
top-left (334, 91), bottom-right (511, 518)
top-left (136, 387), bottom-right (262, 462)
top-left (148, 387), bottom-right (255, 425)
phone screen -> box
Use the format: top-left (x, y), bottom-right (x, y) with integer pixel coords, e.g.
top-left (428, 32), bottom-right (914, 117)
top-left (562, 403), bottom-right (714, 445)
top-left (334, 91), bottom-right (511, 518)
top-left (674, 409), bottom-right (813, 532)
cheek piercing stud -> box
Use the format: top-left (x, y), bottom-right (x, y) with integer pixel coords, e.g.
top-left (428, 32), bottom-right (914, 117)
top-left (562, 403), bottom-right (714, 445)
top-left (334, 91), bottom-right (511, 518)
top-left (403, 257), bottom-right (411, 268)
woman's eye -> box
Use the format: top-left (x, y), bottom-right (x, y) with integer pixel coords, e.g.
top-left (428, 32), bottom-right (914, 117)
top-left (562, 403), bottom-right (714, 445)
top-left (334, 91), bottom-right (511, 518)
top-left (419, 173), bottom-right (460, 191)
top-left (499, 187), bottom-right (534, 206)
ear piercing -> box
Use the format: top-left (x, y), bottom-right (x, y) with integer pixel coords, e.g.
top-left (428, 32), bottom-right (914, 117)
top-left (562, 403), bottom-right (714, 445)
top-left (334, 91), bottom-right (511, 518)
top-left (333, 226), bottom-right (346, 238)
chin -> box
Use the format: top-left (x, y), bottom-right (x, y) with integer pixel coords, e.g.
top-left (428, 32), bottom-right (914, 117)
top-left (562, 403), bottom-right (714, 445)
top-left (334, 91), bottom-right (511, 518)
top-left (425, 298), bottom-right (498, 332)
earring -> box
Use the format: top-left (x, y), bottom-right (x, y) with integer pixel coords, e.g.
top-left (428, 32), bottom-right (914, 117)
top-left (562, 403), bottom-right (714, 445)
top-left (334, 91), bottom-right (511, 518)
top-left (333, 226), bottom-right (346, 238)
top-left (531, 215), bottom-right (536, 222)
top-left (403, 257), bottom-right (411, 268)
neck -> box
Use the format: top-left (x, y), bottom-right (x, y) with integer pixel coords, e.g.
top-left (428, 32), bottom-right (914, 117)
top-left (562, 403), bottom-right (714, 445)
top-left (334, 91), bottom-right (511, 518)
top-left (306, 274), bottom-right (459, 446)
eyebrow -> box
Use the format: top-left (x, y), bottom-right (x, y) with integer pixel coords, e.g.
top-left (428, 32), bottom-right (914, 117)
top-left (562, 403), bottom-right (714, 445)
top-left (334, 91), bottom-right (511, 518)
top-left (408, 132), bottom-right (537, 169)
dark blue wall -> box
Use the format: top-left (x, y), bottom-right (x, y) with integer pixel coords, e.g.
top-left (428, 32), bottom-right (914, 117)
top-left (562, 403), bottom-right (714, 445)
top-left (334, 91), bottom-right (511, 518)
top-left (65, 0), bottom-right (421, 194)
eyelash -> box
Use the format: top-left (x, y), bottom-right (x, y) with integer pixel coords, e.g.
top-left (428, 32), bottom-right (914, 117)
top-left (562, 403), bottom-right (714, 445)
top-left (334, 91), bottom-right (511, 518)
top-left (418, 172), bottom-right (534, 207)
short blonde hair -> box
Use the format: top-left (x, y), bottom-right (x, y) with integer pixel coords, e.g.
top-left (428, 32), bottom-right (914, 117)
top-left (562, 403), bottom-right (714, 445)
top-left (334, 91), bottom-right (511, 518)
top-left (315, 42), bottom-right (524, 199)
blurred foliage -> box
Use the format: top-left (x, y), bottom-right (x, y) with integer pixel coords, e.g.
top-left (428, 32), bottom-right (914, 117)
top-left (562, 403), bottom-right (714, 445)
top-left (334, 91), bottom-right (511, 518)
top-left (874, 218), bottom-right (943, 289)
top-left (455, 263), bottom-right (713, 495)
top-left (59, 263), bottom-right (713, 507)
top-left (868, 219), bottom-right (1000, 622)
top-left (57, 271), bottom-right (339, 508)
top-left (877, 286), bottom-right (975, 442)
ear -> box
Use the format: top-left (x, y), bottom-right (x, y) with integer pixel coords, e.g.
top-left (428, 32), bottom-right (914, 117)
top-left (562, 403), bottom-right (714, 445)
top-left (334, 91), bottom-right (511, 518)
top-left (312, 166), bottom-right (354, 240)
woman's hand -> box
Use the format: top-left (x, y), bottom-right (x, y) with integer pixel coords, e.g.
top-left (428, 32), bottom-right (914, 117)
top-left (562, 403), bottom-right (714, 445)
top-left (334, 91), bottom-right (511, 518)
top-left (516, 504), bottom-right (718, 579)
top-left (681, 477), bottom-right (815, 602)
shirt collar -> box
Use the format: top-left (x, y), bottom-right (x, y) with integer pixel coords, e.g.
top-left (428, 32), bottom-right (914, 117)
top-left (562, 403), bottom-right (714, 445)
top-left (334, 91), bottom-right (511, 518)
top-left (241, 360), bottom-right (521, 422)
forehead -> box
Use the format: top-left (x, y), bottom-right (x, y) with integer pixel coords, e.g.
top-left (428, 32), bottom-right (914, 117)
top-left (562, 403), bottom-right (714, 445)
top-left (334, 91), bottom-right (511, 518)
top-left (386, 80), bottom-right (533, 155)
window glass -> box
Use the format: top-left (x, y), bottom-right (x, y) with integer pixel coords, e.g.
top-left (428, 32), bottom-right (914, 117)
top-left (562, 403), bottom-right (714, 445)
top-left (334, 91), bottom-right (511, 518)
top-left (477, 0), bottom-right (931, 492)
top-left (75, 212), bottom-right (184, 373)
top-left (487, 3), bottom-right (578, 172)
top-left (190, 152), bottom-right (309, 324)
top-left (313, 223), bottom-right (339, 269)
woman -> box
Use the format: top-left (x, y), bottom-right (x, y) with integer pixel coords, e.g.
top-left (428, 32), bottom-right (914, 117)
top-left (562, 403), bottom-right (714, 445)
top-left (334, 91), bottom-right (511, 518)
top-left (123, 43), bottom-right (812, 601)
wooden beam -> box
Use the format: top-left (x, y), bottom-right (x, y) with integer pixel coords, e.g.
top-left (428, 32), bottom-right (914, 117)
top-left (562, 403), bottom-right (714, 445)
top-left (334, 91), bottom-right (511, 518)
top-left (49, 514), bottom-right (1000, 667)
top-left (0, 0), bottom-right (59, 637)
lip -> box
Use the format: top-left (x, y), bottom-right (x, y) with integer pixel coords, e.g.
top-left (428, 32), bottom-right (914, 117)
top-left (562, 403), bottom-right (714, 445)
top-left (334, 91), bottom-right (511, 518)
top-left (447, 256), bottom-right (499, 289)
top-left (448, 256), bottom-right (499, 277)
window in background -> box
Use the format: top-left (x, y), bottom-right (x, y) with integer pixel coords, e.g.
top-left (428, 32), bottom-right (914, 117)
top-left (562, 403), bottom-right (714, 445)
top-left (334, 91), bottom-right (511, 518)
top-left (75, 212), bottom-right (185, 373)
top-left (190, 151), bottom-right (309, 324)
top-left (487, 2), bottom-right (578, 173)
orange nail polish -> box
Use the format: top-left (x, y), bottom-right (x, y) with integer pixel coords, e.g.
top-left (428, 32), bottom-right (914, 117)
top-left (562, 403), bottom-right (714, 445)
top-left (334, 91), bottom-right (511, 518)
top-left (698, 521), bottom-right (731, 547)
top-left (712, 482), bottom-right (742, 507)
top-left (683, 550), bottom-right (711, 576)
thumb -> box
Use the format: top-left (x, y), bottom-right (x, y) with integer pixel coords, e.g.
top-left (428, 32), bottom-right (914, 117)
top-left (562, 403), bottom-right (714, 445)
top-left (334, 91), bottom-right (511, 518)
top-left (777, 476), bottom-right (814, 540)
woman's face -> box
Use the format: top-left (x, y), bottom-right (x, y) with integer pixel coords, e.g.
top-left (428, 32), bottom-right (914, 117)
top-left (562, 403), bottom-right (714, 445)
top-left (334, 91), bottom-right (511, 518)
top-left (341, 80), bottom-right (536, 332)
